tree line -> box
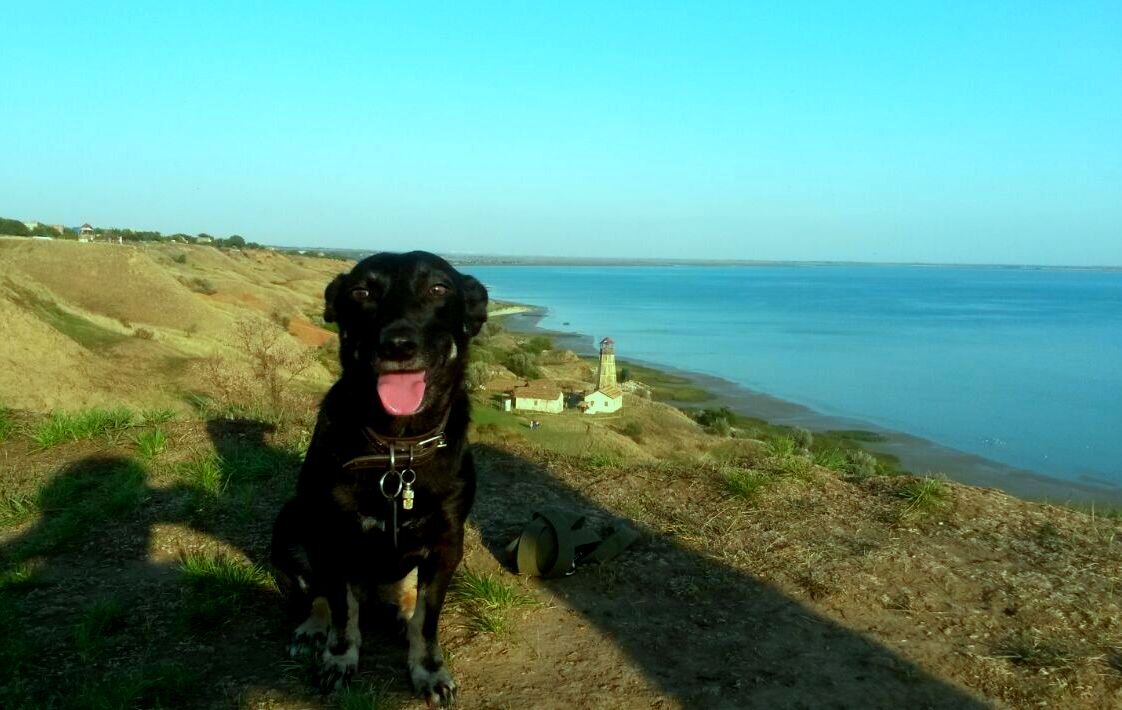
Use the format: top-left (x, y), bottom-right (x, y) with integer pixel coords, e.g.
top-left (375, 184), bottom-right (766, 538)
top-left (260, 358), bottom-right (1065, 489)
top-left (0, 216), bottom-right (260, 249)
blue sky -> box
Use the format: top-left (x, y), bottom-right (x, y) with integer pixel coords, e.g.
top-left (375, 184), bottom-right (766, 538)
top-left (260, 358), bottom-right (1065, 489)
top-left (2, 2), bottom-right (1120, 264)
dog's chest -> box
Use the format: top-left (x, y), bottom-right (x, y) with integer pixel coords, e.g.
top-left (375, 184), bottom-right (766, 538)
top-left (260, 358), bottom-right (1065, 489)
top-left (333, 480), bottom-right (436, 541)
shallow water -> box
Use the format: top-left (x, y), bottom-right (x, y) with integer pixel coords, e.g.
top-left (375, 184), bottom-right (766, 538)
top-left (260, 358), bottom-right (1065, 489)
top-left (469, 264), bottom-right (1122, 488)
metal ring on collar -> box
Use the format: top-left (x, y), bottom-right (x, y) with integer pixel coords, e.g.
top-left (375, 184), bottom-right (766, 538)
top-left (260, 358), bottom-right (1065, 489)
top-left (379, 469), bottom-right (403, 499)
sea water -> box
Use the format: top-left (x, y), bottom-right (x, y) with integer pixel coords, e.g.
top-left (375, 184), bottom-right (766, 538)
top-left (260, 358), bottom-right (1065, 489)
top-left (469, 264), bottom-right (1122, 488)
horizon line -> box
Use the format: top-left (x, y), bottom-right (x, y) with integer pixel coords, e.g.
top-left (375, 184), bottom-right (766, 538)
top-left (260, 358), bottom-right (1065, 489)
top-left (295, 247), bottom-right (1122, 272)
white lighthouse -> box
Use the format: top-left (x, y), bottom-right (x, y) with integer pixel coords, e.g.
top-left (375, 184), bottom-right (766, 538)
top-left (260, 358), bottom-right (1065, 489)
top-left (583, 337), bottom-right (623, 414)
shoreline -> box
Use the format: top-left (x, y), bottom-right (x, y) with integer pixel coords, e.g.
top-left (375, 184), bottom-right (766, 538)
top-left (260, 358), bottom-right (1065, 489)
top-left (494, 306), bottom-right (1122, 508)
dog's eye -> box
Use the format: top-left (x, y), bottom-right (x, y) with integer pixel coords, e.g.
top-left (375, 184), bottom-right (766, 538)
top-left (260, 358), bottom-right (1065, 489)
top-left (350, 288), bottom-right (371, 302)
top-left (430, 284), bottom-right (449, 297)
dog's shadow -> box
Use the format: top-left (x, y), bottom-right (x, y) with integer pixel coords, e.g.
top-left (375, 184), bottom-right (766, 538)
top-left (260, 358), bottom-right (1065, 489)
top-left (0, 419), bottom-right (320, 707)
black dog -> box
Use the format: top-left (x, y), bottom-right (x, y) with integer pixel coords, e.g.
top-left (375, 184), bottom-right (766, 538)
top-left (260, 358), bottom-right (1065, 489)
top-left (271, 251), bottom-right (487, 705)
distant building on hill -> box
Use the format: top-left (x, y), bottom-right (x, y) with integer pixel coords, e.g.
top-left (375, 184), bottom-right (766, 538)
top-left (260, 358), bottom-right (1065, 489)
top-left (513, 381), bottom-right (564, 414)
top-left (583, 337), bottom-right (623, 414)
top-left (79, 223), bottom-right (94, 236)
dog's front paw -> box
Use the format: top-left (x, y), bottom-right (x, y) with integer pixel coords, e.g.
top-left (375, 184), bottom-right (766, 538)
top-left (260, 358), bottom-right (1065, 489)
top-left (318, 645), bottom-right (358, 692)
top-left (288, 628), bottom-right (327, 659)
top-left (412, 664), bottom-right (456, 707)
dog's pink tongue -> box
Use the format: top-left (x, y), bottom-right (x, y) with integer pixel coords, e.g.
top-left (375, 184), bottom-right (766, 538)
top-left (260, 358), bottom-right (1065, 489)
top-left (377, 371), bottom-right (427, 416)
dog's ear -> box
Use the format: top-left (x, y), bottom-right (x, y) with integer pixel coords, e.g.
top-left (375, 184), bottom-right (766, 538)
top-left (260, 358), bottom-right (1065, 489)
top-left (461, 275), bottom-right (489, 337)
top-left (323, 273), bottom-right (347, 324)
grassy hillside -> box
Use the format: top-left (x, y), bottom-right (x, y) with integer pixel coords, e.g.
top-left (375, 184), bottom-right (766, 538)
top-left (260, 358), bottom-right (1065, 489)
top-left (0, 238), bottom-right (344, 412)
top-left (1, 241), bottom-right (1120, 708)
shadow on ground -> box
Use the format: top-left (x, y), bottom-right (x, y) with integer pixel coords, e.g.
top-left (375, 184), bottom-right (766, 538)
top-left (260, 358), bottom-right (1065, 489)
top-left (0, 419), bottom-right (306, 707)
top-left (470, 443), bottom-right (990, 709)
top-left (1, 423), bottom-right (991, 708)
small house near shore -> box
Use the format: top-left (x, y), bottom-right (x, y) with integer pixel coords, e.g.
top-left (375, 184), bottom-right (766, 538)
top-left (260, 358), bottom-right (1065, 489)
top-left (584, 386), bottom-right (623, 414)
top-left (513, 381), bottom-right (564, 414)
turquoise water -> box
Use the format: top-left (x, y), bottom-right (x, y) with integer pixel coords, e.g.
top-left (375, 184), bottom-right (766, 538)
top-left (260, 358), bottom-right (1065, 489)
top-left (469, 264), bottom-right (1122, 487)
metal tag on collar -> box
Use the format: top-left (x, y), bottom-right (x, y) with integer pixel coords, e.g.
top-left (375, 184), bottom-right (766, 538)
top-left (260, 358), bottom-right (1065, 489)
top-left (402, 447), bottom-right (416, 511)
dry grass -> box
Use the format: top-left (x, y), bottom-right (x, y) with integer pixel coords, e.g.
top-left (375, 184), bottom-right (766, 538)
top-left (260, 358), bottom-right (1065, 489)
top-left (485, 422), bottom-right (1122, 708)
top-left (0, 239), bottom-right (341, 413)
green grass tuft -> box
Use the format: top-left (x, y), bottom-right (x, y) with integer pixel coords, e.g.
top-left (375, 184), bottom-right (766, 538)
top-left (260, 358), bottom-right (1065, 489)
top-left (724, 467), bottom-right (769, 500)
top-left (74, 597), bottom-right (128, 662)
top-left (448, 568), bottom-right (536, 635)
top-left (175, 444), bottom-right (293, 506)
top-left (178, 453), bottom-right (226, 496)
top-left (767, 435), bottom-right (799, 458)
top-left (140, 407), bottom-right (177, 425)
top-left (993, 631), bottom-right (1086, 672)
top-left (0, 562), bottom-right (38, 591)
top-left (0, 408), bottom-right (14, 442)
top-left (221, 442), bottom-right (293, 485)
top-left (813, 447), bottom-right (850, 471)
top-left (896, 476), bottom-right (951, 515)
top-left (178, 551), bottom-right (276, 629)
top-left (72, 661), bottom-right (197, 710)
top-left (31, 407), bottom-right (138, 448)
top-left (337, 681), bottom-right (396, 710)
top-left (133, 428), bottom-right (168, 459)
top-left (0, 493), bottom-right (37, 528)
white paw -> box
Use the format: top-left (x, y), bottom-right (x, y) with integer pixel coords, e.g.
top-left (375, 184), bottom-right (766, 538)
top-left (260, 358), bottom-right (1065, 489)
top-left (411, 664), bottom-right (456, 706)
top-left (288, 630), bottom-right (326, 658)
top-left (319, 644), bottom-right (359, 690)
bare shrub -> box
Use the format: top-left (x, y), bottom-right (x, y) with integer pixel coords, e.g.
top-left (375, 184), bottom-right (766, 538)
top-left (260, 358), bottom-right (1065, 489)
top-left (235, 319), bottom-right (315, 416)
top-left (466, 361), bottom-right (492, 390)
top-left (847, 449), bottom-right (879, 478)
top-left (790, 427), bottom-right (813, 451)
top-left (180, 276), bottom-right (217, 295)
top-left (193, 319), bottom-right (315, 422)
top-left (270, 309), bottom-right (291, 329)
top-left (133, 328), bottom-right (155, 340)
top-left (504, 352), bottom-right (542, 379)
top-left (480, 321), bottom-right (503, 338)
top-left (620, 421), bottom-right (643, 442)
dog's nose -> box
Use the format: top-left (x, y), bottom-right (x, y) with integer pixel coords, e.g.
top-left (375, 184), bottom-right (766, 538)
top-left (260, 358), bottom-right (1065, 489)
top-left (379, 327), bottom-right (420, 361)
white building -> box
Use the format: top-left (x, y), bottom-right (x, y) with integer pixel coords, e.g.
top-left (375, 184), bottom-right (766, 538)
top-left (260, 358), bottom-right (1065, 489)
top-left (584, 388), bottom-right (623, 414)
top-left (583, 337), bottom-right (623, 414)
top-left (513, 381), bottom-right (564, 414)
